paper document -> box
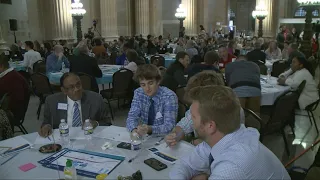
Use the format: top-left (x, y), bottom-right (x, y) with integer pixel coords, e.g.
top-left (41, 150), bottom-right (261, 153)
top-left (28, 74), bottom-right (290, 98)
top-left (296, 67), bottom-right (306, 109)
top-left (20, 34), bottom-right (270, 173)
top-left (148, 141), bottom-right (195, 164)
top-left (0, 136), bottom-right (31, 148)
top-left (93, 126), bottom-right (149, 143)
top-left (34, 127), bottom-right (87, 145)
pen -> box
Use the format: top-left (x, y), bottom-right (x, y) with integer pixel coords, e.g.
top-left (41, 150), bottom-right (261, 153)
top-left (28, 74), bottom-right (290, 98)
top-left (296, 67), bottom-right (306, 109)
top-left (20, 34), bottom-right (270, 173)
top-left (47, 136), bottom-right (51, 141)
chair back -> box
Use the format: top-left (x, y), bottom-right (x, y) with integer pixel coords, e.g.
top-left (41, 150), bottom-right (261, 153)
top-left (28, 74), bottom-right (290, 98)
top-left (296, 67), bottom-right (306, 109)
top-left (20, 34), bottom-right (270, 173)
top-left (30, 73), bottom-right (54, 95)
top-left (297, 80), bottom-right (306, 96)
top-left (271, 61), bottom-right (288, 77)
top-left (112, 69), bottom-right (134, 96)
top-left (259, 64), bottom-right (268, 75)
top-left (33, 60), bottom-right (46, 74)
top-left (177, 102), bottom-right (188, 123)
top-left (108, 52), bottom-right (117, 65)
top-left (158, 66), bottom-right (167, 77)
top-left (77, 72), bottom-right (93, 91)
top-left (266, 91), bottom-right (300, 133)
top-left (150, 55), bottom-right (165, 67)
top-left (175, 86), bottom-right (190, 106)
top-left (243, 108), bottom-right (262, 132)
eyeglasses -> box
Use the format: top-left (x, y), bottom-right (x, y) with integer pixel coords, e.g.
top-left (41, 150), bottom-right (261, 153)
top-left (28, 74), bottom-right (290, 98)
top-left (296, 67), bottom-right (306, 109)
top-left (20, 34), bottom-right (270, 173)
top-left (64, 82), bottom-right (82, 91)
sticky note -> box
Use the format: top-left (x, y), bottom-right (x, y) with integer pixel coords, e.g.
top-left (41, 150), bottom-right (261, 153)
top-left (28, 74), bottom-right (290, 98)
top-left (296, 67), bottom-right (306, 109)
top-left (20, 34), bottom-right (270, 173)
top-left (19, 163), bottom-right (36, 172)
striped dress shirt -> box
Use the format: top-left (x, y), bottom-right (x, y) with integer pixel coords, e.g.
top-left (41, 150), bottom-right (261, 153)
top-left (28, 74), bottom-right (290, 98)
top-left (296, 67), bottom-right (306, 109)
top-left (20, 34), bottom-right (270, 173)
top-left (126, 86), bottom-right (178, 134)
top-left (170, 125), bottom-right (291, 180)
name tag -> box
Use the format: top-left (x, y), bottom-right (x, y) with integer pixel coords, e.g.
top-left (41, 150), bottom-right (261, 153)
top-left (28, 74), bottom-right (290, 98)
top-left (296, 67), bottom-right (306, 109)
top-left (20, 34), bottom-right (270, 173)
top-left (219, 63), bottom-right (224, 67)
top-left (57, 103), bottom-right (68, 110)
top-left (155, 112), bottom-right (163, 119)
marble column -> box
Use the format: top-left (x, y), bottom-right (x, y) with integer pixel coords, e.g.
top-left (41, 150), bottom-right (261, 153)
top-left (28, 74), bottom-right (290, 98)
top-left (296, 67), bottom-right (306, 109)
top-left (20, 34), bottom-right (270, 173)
top-left (197, 0), bottom-right (209, 31)
top-left (255, 0), bottom-right (278, 38)
top-left (135, 0), bottom-right (150, 37)
top-left (126, 0), bottom-right (133, 36)
top-left (182, 0), bottom-right (198, 37)
top-left (149, 0), bottom-right (162, 36)
top-left (100, 0), bottom-right (118, 41)
top-left (38, 0), bottom-right (73, 41)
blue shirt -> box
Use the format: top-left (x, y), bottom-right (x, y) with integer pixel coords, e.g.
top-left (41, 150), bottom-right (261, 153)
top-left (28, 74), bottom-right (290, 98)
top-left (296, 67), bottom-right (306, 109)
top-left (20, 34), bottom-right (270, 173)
top-left (46, 53), bottom-right (70, 73)
top-left (116, 53), bottom-right (127, 65)
top-left (170, 125), bottom-right (290, 180)
top-left (126, 86), bottom-right (178, 134)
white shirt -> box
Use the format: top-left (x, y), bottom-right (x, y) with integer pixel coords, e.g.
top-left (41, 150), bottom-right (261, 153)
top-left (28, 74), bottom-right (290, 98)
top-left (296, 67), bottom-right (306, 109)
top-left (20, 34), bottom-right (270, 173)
top-left (280, 68), bottom-right (319, 109)
top-left (124, 62), bottom-right (138, 73)
top-left (23, 49), bottom-right (42, 70)
top-left (67, 96), bottom-right (82, 127)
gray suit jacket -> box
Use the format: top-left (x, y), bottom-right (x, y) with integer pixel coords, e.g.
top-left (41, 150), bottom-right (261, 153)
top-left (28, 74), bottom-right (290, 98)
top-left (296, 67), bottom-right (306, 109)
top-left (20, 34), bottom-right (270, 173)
top-left (42, 91), bottom-right (111, 129)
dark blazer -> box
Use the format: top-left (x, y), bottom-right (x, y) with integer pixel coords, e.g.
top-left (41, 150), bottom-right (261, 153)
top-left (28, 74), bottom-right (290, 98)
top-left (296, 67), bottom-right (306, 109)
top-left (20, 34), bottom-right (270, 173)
top-left (247, 49), bottom-right (267, 64)
top-left (42, 91), bottom-right (111, 129)
top-left (161, 61), bottom-right (187, 91)
top-left (69, 53), bottom-right (102, 78)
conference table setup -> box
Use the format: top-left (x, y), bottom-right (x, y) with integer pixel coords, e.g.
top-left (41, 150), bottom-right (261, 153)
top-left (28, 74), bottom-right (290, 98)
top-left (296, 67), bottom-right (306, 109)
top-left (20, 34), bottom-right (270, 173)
top-left (0, 126), bottom-right (194, 179)
top-left (260, 75), bottom-right (291, 106)
top-left (9, 61), bottom-right (27, 71)
top-left (146, 54), bottom-right (176, 68)
top-left (48, 65), bottom-right (122, 85)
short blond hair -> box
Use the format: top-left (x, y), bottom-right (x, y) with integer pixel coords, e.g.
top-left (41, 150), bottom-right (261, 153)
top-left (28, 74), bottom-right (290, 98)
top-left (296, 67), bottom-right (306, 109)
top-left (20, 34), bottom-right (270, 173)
top-left (188, 85), bottom-right (241, 134)
top-left (186, 71), bottom-right (224, 94)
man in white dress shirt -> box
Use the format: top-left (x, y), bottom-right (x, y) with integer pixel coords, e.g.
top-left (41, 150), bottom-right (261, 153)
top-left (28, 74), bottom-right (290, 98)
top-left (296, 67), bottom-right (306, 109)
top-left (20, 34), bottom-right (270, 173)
top-left (170, 85), bottom-right (290, 180)
top-left (23, 41), bottom-right (42, 71)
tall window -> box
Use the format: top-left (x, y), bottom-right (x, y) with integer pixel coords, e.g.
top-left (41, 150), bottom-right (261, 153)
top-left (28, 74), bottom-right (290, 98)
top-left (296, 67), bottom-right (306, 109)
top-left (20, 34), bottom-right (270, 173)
top-left (294, 7), bottom-right (319, 17)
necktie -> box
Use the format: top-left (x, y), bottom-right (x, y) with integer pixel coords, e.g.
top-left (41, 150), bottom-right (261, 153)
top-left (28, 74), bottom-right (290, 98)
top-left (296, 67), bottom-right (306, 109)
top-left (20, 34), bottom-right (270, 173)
top-left (72, 102), bottom-right (81, 127)
top-left (209, 153), bottom-right (214, 173)
top-left (148, 99), bottom-right (155, 125)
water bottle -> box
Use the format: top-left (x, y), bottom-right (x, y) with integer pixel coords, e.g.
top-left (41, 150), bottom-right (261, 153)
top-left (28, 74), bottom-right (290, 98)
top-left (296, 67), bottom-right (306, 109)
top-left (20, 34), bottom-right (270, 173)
top-left (59, 119), bottom-right (70, 145)
top-left (267, 67), bottom-right (272, 81)
top-left (83, 119), bottom-right (93, 141)
top-left (130, 132), bottom-right (141, 151)
top-left (61, 62), bottom-right (65, 72)
top-left (64, 159), bottom-right (77, 180)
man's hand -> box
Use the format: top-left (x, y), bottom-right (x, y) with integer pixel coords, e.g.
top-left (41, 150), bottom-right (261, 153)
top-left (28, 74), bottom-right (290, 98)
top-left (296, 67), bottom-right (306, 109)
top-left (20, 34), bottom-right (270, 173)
top-left (137, 124), bottom-right (149, 136)
top-left (277, 77), bottom-right (286, 85)
top-left (39, 124), bottom-right (52, 137)
top-left (165, 132), bottom-right (178, 147)
top-left (191, 174), bottom-right (209, 180)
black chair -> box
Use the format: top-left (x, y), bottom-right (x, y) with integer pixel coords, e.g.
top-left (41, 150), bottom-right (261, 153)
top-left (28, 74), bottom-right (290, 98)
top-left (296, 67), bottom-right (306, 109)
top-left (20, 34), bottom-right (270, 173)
top-left (260, 90), bottom-right (300, 156)
top-left (271, 61), bottom-right (288, 77)
top-left (30, 73), bottom-right (54, 120)
top-left (304, 89), bottom-right (320, 135)
top-left (150, 55), bottom-right (165, 67)
top-left (77, 72), bottom-right (99, 93)
top-left (108, 52), bottom-right (117, 65)
top-left (243, 108), bottom-right (263, 141)
top-left (33, 60), bottom-right (46, 74)
top-left (100, 69), bottom-right (134, 120)
top-left (259, 64), bottom-right (268, 75)
top-left (13, 90), bottom-right (30, 134)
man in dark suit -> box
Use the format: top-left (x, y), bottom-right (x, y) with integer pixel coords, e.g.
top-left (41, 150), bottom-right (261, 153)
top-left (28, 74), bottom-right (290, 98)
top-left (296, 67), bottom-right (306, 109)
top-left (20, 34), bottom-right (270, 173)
top-left (246, 42), bottom-right (266, 65)
top-left (39, 72), bottom-right (111, 137)
top-left (69, 44), bottom-right (102, 92)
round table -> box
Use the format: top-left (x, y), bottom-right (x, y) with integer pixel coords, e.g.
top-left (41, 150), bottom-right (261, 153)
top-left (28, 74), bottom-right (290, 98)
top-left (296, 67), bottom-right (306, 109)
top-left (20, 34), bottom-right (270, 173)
top-left (47, 65), bottom-right (121, 85)
top-left (0, 126), bottom-right (178, 179)
top-left (260, 75), bottom-right (291, 106)
top-left (9, 62), bottom-right (27, 71)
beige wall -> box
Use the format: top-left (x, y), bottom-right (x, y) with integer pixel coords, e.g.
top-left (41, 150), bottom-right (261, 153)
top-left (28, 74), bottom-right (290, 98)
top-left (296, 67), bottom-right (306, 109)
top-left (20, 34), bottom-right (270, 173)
top-left (0, 0), bottom-right (29, 43)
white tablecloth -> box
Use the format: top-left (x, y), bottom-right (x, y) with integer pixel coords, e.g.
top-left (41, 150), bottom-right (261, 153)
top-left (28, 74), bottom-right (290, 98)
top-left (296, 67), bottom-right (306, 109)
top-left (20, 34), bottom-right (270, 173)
top-left (0, 126), bottom-right (191, 179)
top-left (260, 75), bottom-right (290, 106)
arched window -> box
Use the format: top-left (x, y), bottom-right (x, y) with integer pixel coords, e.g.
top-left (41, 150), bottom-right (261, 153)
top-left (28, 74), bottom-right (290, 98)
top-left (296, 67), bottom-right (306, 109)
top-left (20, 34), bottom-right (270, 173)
top-left (294, 7), bottom-right (319, 17)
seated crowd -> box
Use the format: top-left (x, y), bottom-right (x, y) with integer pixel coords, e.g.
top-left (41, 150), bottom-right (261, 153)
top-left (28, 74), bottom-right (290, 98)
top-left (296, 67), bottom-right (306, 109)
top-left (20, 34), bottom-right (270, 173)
top-left (2, 24), bottom-right (320, 179)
